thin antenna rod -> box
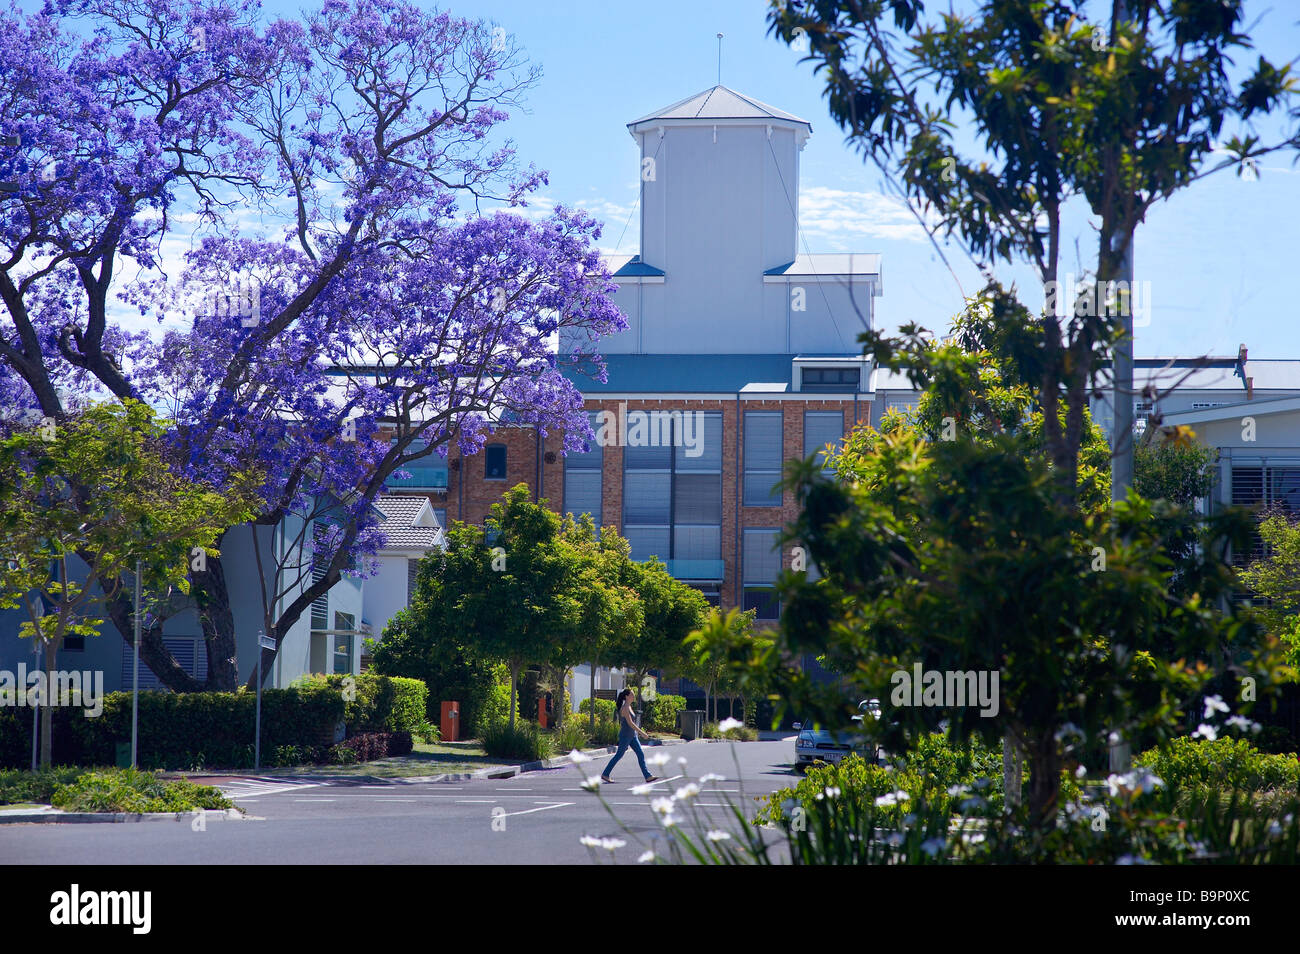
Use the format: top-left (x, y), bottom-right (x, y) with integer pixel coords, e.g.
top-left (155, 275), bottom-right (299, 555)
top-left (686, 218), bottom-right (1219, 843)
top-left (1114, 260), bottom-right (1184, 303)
top-left (716, 33), bottom-right (723, 85)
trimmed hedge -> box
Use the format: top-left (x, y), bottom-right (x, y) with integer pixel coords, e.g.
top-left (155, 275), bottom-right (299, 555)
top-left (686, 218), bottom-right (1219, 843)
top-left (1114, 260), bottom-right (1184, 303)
top-left (643, 694), bottom-right (686, 733)
top-left (308, 673), bottom-right (428, 734)
top-left (0, 673), bottom-right (428, 770)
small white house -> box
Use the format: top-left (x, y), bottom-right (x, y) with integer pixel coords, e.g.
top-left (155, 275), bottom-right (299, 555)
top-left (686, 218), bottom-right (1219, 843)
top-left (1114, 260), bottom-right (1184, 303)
top-left (364, 495), bottom-right (445, 655)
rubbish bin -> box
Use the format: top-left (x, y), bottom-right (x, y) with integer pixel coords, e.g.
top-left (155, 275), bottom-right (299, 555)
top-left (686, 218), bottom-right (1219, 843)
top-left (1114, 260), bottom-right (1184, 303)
top-left (677, 709), bottom-right (704, 741)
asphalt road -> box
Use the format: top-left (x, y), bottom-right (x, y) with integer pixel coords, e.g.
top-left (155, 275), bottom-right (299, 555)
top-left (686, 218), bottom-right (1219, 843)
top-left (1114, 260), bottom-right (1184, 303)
top-left (0, 737), bottom-right (802, 865)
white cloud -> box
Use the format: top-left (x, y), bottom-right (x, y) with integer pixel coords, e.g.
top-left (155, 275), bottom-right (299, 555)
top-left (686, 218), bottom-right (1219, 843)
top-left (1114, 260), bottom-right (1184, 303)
top-left (798, 185), bottom-right (930, 246)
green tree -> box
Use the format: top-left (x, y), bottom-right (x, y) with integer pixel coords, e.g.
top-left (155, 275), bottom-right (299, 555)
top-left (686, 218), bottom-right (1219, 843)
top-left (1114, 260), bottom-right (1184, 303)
top-left (394, 485), bottom-right (641, 731)
top-left (0, 401), bottom-right (257, 766)
top-left (749, 0), bottom-right (1293, 834)
top-left (606, 557), bottom-right (709, 707)
top-left (1134, 437), bottom-right (1219, 594)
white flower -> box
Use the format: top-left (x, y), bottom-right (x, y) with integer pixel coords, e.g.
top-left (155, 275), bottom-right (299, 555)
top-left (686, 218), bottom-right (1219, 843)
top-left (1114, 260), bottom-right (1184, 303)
top-left (699, 773), bottom-right (726, 784)
top-left (647, 752), bottom-right (670, 767)
top-left (1107, 768), bottom-right (1164, 798)
top-left (674, 782), bottom-right (700, 801)
top-left (718, 717), bottom-right (745, 732)
top-left (959, 796), bottom-right (988, 813)
top-left (630, 782), bottom-right (655, 795)
top-left (567, 749), bottom-right (593, 764)
top-left (660, 814), bottom-right (678, 828)
top-left (1107, 731), bottom-right (1121, 745)
top-left (705, 830), bottom-right (732, 842)
top-left (1203, 694), bottom-right (1229, 720)
top-left (947, 784), bottom-right (970, 797)
top-left (580, 776), bottom-right (602, 792)
top-left (579, 835), bottom-right (624, 850)
top-left (874, 790), bottom-right (909, 808)
top-left (1192, 723), bottom-right (1218, 741)
top-left (650, 797), bottom-right (676, 815)
top-left (1225, 715), bottom-right (1259, 734)
top-left (885, 832), bottom-right (904, 847)
top-left (1075, 765), bottom-right (1087, 779)
top-left (677, 756), bottom-right (689, 766)
top-left (637, 850), bottom-right (656, 863)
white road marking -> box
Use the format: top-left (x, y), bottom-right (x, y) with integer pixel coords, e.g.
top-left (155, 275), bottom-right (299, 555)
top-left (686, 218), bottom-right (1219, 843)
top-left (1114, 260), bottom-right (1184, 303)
top-left (499, 802), bottom-right (573, 817)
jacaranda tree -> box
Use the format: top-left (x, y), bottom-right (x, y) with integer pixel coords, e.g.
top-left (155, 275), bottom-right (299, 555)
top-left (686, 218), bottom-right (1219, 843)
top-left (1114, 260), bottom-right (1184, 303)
top-left (0, 0), bottom-right (625, 689)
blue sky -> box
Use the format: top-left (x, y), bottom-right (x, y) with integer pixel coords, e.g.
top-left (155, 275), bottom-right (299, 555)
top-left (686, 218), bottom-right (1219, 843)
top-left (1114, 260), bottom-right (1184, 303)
top-left (24, 0), bottom-right (1300, 358)
top-left (262, 0), bottom-right (1300, 359)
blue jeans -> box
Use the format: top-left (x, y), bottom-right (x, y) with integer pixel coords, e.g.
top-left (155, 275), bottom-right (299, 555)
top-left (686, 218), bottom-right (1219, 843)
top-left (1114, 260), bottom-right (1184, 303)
top-left (603, 726), bottom-right (651, 780)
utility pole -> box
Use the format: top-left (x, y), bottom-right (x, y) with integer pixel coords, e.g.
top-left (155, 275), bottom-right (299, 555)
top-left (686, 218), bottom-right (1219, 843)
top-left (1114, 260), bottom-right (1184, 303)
top-left (1108, 0), bottom-right (1138, 776)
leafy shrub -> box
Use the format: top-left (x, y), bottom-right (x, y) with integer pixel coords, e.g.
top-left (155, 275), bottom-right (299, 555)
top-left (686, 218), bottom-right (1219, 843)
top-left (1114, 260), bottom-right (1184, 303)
top-left (413, 719), bottom-right (440, 744)
top-left (756, 734), bottom-right (1080, 828)
top-left (1135, 736), bottom-right (1300, 809)
top-left (480, 720), bottom-right (554, 761)
top-left (552, 721), bottom-right (591, 752)
top-left (0, 766), bottom-right (86, 805)
top-left (702, 721), bottom-right (758, 741)
top-left (643, 694), bottom-right (686, 733)
top-left (578, 697), bottom-right (616, 722)
top-left (328, 731), bottom-right (414, 764)
top-left (50, 768), bottom-right (232, 813)
top-left (474, 673), bottom-right (517, 736)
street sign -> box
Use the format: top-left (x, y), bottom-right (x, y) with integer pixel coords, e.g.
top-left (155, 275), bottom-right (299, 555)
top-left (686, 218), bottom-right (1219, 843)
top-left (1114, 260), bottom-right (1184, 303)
top-left (258, 634), bottom-right (276, 650)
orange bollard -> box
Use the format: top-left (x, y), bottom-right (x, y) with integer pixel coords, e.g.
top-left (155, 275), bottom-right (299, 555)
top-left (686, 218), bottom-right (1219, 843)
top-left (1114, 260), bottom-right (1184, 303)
top-left (537, 698), bottom-right (548, 729)
top-left (440, 701), bottom-right (459, 742)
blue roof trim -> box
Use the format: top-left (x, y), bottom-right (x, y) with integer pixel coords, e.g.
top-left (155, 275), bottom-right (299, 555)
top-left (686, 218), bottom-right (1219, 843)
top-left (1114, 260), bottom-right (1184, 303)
top-left (612, 256), bottom-right (665, 277)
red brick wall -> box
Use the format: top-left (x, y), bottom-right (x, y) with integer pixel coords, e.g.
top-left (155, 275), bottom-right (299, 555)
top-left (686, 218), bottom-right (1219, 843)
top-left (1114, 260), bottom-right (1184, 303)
top-left (381, 398), bottom-right (870, 613)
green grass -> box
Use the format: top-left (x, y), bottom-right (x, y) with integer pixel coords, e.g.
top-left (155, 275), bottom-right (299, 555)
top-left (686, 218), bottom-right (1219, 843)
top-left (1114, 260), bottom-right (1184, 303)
top-left (219, 740), bottom-right (516, 779)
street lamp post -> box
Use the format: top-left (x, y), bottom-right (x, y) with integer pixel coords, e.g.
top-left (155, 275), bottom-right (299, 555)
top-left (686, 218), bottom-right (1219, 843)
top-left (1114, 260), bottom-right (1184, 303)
top-left (254, 632), bottom-right (275, 771)
top-left (130, 559), bottom-right (141, 768)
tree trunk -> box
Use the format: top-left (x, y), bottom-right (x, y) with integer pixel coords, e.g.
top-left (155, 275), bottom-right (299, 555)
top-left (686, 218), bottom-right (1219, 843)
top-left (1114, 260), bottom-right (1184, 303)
top-left (99, 575), bottom-right (204, 693)
top-left (1027, 730), bottom-right (1061, 831)
top-left (39, 639), bottom-right (55, 769)
top-left (195, 552), bottom-right (240, 690)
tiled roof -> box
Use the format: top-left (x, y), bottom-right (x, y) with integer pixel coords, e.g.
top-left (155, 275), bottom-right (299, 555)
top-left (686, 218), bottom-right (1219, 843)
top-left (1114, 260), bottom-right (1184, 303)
top-left (374, 495), bottom-right (441, 551)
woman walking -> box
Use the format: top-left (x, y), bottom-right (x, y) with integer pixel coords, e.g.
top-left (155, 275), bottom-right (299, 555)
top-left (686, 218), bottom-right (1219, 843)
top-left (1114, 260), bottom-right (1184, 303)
top-left (601, 688), bottom-right (661, 784)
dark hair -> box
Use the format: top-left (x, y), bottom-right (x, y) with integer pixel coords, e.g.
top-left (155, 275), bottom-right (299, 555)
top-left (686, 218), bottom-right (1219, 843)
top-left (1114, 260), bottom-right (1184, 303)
top-left (616, 688), bottom-right (633, 708)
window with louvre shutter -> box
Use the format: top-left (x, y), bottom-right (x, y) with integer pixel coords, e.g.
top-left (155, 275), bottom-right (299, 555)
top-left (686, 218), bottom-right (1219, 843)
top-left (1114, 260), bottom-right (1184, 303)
top-left (744, 411), bottom-right (783, 506)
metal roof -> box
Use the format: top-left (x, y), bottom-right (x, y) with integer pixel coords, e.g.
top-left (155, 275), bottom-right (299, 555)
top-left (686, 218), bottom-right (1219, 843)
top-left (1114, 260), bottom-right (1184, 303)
top-left (628, 86), bottom-right (810, 128)
top-left (603, 254), bottom-right (665, 277)
top-left (765, 253), bottom-right (882, 278)
top-left (567, 353), bottom-right (803, 393)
